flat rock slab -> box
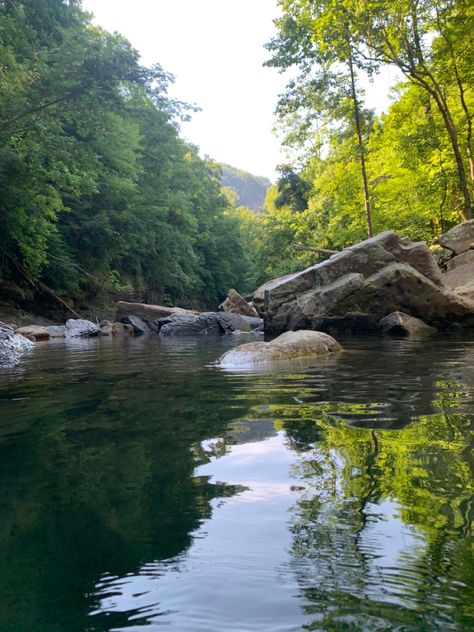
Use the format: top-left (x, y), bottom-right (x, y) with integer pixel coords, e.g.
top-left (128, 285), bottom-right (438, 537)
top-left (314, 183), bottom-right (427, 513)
top-left (442, 261), bottom-right (474, 290)
top-left (47, 325), bottom-right (66, 338)
top-left (446, 250), bottom-right (474, 271)
top-left (380, 311), bottom-right (437, 336)
top-left (437, 220), bottom-right (474, 255)
top-left (115, 301), bottom-right (196, 322)
top-left (218, 330), bottom-right (342, 369)
top-left (15, 325), bottom-right (50, 341)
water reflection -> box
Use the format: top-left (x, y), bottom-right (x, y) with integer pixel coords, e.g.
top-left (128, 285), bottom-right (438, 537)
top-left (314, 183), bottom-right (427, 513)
top-left (0, 334), bottom-right (472, 630)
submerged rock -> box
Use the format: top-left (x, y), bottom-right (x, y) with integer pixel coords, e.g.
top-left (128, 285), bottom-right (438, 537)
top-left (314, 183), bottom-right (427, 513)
top-left (240, 315), bottom-right (264, 332)
top-left (65, 319), bottom-right (100, 338)
top-left (0, 322), bottom-right (34, 367)
top-left (47, 325), bottom-right (66, 338)
top-left (218, 330), bottom-right (342, 369)
top-left (380, 312), bottom-right (437, 336)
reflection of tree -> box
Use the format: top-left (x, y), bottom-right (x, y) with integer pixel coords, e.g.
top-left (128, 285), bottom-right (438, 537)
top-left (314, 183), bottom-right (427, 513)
top-left (284, 413), bottom-right (474, 630)
top-left (0, 352), bottom-right (248, 632)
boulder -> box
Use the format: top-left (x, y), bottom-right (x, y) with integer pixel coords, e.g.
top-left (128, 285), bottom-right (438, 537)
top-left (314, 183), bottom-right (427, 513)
top-left (240, 315), bottom-right (264, 332)
top-left (0, 322), bottom-right (34, 367)
top-left (380, 311), bottom-right (437, 336)
top-left (262, 231), bottom-right (474, 335)
top-left (219, 289), bottom-right (259, 318)
top-left (111, 322), bottom-right (132, 335)
top-left (121, 315), bottom-right (153, 335)
top-left (15, 325), bottom-right (50, 341)
top-left (446, 250), bottom-right (474, 271)
top-left (215, 312), bottom-right (252, 334)
top-left (159, 314), bottom-right (220, 336)
top-left (442, 261), bottom-right (474, 291)
top-left (437, 219), bottom-right (474, 255)
top-left (100, 324), bottom-right (113, 336)
top-left (456, 280), bottom-right (474, 302)
top-left (218, 330), bottom-right (342, 369)
top-left (65, 319), bottom-right (100, 338)
top-left (115, 301), bottom-right (196, 322)
top-left (47, 325), bottom-right (66, 338)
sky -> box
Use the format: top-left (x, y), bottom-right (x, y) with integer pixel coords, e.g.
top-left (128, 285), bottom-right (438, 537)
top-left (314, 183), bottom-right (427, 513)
top-left (82, 0), bottom-right (399, 181)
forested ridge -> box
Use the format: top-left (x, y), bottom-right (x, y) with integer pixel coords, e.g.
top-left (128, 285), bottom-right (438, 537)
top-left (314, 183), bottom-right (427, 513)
top-left (220, 163), bottom-right (271, 213)
top-left (0, 0), bottom-right (473, 319)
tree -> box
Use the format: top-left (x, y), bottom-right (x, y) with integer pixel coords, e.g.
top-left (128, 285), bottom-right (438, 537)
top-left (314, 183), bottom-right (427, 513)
top-left (348, 0), bottom-right (474, 218)
top-left (266, 0), bottom-right (375, 237)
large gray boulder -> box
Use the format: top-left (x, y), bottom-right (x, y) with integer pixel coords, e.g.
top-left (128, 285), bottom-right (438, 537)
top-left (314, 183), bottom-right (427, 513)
top-left (218, 330), bottom-right (342, 369)
top-left (437, 219), bottom-right (474, 255)
top-left (261, 231), bottom-right (474, 335)
top-left (0, 322), bottom-right (34, 367)
top-left (65, 319), bottom-right (100, 337)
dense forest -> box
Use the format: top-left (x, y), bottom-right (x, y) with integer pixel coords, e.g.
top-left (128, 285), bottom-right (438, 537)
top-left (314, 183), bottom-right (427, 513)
top-left (0, 0), bottom-right (254, 316)
top-left (0, 0), bottom-right (473, 317)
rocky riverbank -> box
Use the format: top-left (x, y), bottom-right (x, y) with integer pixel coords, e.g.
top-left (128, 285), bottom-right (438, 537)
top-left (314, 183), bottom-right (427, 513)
top-left (2, 220), bottom-right (474, 368)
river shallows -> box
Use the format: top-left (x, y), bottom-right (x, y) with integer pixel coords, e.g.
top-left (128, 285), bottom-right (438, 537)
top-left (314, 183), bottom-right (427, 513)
top-left (0, 334), bottom-right (473, 631)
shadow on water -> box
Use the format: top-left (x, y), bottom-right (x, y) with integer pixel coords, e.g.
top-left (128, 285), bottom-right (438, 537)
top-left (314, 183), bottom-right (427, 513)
top-left (0, 333), bottom-right (472, 630)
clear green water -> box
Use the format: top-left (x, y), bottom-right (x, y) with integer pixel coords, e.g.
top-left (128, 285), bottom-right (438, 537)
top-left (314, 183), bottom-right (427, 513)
top-left (0, 334), bottom-right (473, 632)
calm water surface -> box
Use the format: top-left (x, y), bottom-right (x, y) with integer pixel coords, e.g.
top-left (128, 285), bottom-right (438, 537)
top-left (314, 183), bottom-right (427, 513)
top-left (0, 333), bottom-right (473, 631)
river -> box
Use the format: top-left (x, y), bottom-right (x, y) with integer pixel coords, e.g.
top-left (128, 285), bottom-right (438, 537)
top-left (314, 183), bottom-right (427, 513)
top-left (0, 333), bottom-right (473, 631)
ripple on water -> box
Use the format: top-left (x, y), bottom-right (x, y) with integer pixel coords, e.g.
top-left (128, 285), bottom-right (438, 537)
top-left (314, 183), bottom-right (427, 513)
top-left (0, 333), bottom-right (473, 631)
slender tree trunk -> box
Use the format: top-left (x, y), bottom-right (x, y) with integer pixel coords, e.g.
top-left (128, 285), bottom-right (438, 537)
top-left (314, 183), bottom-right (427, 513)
top-left (428, 87), bottom-right (473, 219)
top-left (377, 18), bottom-right (473, 220)
top-left (348, 51), bottom-right (373, 237)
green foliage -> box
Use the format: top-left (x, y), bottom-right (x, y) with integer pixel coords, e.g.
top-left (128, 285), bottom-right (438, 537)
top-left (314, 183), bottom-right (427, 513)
top-left (0, 0), bottom-right (251, 310)
top-left (252, 0), bottom-right (474, 284)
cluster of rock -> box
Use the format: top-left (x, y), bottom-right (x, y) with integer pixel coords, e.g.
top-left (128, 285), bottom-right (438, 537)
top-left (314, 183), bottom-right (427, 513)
top-left (252, 228), bottom-right (474, 335)
top-left (115, 300), bottom-right (263, 336)
top-left (14, 319), bottom-right (103, 341)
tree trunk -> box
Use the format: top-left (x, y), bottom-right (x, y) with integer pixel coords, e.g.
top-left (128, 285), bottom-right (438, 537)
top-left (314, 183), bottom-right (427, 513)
top-left (348, 51), bottom-right (373, 237)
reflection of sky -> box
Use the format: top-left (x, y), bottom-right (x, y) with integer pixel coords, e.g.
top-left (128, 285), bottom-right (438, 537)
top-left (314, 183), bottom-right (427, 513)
top-left (357, 499), bottom-right (427, 607)
top-left (90, 432), bottom-right (431, 630)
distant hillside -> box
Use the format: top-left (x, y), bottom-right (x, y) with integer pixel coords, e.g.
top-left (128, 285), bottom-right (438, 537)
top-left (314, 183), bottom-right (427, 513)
top-left (220, 164), bottom-right (271, 213)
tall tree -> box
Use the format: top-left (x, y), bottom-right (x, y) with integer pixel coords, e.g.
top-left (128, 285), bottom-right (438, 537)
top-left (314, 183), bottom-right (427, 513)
top-left (266, 0), bottom-right (374, 237)
top-left (348, 0), bottom-right (474, 218)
